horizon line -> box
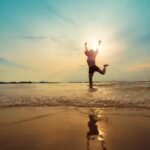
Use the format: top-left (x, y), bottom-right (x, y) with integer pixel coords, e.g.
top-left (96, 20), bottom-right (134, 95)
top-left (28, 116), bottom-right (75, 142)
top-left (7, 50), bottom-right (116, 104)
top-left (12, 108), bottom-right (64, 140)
top-left (0, 80), bottom-right (149, 84)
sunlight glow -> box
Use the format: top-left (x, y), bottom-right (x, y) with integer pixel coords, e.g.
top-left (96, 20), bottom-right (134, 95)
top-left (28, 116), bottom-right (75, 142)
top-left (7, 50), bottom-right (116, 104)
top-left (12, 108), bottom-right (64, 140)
top-left (91, 39), bottom-right (99, 51)
top-left (87, 38), bottom-right (100, 51)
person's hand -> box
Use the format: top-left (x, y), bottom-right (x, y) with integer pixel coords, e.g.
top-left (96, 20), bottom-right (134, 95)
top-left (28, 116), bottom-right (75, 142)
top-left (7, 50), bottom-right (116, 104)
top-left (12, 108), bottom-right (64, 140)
top-left (85, 42), bottom-right (87, 46)
top-left (98, 40), bottom-right (101, 45)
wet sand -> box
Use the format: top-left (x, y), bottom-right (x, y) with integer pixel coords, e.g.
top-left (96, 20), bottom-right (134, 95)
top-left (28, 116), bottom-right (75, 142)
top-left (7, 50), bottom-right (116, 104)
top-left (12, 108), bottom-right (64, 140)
top-left (0, 107), bottom-right (150, 150)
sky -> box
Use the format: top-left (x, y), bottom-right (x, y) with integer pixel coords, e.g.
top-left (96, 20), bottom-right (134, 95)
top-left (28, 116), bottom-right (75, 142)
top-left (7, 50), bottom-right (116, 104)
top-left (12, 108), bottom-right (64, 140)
top-left (0, 0), bottom-right (150, 82)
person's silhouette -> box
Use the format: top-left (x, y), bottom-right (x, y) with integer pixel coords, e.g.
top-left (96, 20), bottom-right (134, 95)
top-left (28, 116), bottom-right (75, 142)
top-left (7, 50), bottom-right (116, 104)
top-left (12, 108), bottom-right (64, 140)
top-left (84, 40), bottom-right (109, 88)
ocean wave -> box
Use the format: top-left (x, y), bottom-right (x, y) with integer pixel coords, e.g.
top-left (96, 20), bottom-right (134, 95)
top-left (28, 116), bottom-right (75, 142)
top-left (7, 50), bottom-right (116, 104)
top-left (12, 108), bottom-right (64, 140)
top-left (95, 83), bottom-right (150, 90)
top-left (0, 82), bottom-right (149, 109)
top-left (0, 96), bottom-right (149, 109)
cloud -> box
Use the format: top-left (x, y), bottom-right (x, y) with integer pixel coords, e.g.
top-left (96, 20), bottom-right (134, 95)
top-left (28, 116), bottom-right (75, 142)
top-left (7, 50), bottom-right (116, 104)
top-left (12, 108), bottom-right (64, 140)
top-left (123, 63), bottom-right (150, 72)
top-left (137, 32), bottom-right (150, 44)
top-left (0, 57), bottom-right (27, 69)
top-left (41, 0), bottom-right (77, 25)
top-left (20, 36), bottom-right (48, 40)
top-left (49, 36), bottom-right (64, 43)
top-left (0, 36), bottom-right (49, 40)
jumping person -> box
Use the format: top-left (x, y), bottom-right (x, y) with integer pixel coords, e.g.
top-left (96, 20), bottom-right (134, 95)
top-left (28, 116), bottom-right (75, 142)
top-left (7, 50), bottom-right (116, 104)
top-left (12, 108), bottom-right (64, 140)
top-left (84, 40), bottom-right (108, 88)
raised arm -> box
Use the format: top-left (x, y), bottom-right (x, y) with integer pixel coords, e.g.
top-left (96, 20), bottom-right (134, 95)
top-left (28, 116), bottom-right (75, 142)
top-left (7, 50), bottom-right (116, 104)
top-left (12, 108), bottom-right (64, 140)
top-left (84, 42), bottom-right (89, 56)
top-left (85, 42), bottom-right (88, 51)
top-left (95, 40), bottom-right (101, 54)
top-left (99, 40), bottom-right (101, 46)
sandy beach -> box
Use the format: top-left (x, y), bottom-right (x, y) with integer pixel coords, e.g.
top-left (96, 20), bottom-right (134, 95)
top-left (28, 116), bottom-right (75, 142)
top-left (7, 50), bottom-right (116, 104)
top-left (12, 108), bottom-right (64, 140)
top-left (0, 106), bottom-right (150, 150)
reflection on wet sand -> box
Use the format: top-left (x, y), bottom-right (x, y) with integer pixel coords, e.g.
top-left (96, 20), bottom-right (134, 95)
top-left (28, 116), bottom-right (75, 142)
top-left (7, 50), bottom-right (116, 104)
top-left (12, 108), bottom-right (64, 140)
top-left (0, 107), bottom-right (150, 150)
top-left (87, 109), bottom-right (107, 150)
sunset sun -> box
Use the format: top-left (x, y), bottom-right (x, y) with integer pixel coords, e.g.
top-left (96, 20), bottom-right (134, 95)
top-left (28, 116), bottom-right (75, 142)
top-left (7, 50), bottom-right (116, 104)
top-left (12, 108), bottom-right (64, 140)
top-left (87, 38), bottom-right (101, 51)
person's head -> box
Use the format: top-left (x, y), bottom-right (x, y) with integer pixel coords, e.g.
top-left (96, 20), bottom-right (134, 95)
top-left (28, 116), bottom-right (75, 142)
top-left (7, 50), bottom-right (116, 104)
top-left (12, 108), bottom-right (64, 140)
top-left (89, 49), bottom-right (95, 56)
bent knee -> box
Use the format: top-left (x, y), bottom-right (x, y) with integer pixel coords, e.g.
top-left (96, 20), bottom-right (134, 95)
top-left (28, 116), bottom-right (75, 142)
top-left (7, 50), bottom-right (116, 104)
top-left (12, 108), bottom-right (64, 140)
top-left (98, 71), bottom-right (105, 75)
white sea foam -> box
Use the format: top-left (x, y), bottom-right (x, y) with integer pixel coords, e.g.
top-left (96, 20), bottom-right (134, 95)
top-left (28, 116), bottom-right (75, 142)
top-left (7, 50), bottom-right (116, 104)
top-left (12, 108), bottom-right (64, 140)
top-left (0, 82), bottom-right (150, 108)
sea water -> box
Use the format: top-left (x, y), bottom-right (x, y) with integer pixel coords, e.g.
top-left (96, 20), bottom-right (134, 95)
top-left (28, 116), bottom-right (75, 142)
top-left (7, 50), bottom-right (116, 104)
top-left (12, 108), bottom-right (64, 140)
top-left (0, 82), bottom-right (149, 110)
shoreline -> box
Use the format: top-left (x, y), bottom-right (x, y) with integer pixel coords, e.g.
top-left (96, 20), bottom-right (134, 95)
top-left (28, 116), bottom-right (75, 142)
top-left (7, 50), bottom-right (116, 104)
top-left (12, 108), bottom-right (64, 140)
top-left (0, 106), bottom-right (150, 150)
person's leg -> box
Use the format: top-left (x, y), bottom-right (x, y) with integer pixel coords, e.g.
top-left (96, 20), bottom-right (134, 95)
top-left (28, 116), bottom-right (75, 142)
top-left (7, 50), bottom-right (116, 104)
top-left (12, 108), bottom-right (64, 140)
top-left (97, 64), bottom-right (109, 75)
top-left (89, 73), bottom-right (93, 88)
